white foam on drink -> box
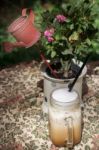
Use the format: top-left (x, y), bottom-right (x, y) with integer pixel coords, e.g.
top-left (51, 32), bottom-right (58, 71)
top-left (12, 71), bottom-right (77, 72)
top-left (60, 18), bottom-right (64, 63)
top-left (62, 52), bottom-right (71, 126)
top-left (52, 88), bottom-right (78, 103)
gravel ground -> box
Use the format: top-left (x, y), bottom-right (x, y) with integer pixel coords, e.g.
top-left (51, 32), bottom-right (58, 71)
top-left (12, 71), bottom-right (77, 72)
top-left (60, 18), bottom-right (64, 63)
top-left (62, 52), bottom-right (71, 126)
top-left (0, 60), bottom-right (99, 150)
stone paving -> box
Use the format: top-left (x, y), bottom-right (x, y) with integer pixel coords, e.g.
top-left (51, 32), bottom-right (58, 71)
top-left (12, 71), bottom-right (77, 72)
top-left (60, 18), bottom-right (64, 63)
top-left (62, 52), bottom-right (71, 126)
top-left (0, 60), bottom-right (99, 150)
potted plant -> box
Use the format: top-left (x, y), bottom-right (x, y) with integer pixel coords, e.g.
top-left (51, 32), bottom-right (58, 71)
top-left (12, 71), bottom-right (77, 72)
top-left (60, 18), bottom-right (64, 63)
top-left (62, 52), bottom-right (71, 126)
top-left (3, 1), bottom-right (99, 113)
top-left (37, 0), bottom-right (99, 113)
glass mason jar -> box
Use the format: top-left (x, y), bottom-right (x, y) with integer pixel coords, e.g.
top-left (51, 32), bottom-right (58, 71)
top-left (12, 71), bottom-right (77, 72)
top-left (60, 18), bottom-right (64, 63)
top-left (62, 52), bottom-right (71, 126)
top-left (48, 88), bottom-right (82, 148)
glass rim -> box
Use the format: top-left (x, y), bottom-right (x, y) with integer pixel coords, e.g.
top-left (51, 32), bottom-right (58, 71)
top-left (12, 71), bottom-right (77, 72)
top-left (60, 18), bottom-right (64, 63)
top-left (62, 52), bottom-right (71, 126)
top-left (50, 87), bottom-right (79, 106)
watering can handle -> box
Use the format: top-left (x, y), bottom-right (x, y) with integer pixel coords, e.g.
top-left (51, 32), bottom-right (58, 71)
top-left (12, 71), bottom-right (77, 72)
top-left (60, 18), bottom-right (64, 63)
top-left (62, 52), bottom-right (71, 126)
top-left (22, 8), bottom-right (35, 23)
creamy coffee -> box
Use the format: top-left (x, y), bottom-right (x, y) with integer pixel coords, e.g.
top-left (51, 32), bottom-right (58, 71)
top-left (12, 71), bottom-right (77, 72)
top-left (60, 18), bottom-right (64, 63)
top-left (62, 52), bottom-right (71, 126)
top-left (48, 88), bottom-right (82, 147)
top-left (49, 107), bottom-right (81, 146)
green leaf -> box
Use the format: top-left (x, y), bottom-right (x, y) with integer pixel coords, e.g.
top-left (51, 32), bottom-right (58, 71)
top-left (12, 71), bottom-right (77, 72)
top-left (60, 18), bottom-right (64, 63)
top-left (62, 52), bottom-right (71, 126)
top-left (92, 41), bottom-right (99, 49)
top-left (66, 19), bottom-right (71, 23)
top-left (86, 38), bottom-right (91, 46)
top-left (93, 19), bottom-right (99, 28)
top-left (69, 32), bottom-right (79, 42)
top-left (70, 24), bottom-right (74, 30)
top-left (78, 28), bottom-right (83, 34)
top-left (55, 34), bottom-right (61, 40)
top-left (61, 36), bottom-right (67, 40)
top-left (96, 49), bottom-right (99, 54)
top-left (51, 51), bottom-right (56, 58)
top-left (62, 50), bottom-right (73, 55)
top-left (59, 43), bottom-right (64, 46)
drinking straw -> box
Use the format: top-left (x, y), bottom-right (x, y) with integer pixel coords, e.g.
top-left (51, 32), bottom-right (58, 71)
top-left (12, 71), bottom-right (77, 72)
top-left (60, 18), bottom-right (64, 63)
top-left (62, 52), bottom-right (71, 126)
top-left (68, 53), bottom-right (91, 92)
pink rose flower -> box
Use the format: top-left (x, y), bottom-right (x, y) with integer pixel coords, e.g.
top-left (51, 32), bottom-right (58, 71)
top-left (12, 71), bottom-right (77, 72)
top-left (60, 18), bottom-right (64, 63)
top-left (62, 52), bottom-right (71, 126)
top-left (44, 28), bottom-right (54, 38)
top-left (47, 37), bottom-right (54, 42)
top-left (56, 14), bottom-right (66, 23)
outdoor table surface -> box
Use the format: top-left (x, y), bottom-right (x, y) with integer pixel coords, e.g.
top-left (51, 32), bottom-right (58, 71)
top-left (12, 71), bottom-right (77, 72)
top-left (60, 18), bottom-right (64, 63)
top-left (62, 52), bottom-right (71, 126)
top-left (0, 60), bottom-right (99, 150)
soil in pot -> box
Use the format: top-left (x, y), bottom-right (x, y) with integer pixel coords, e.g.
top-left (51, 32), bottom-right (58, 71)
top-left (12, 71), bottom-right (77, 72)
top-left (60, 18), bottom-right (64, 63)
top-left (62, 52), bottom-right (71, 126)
top-left (46, 61), bottom-right (81, 79)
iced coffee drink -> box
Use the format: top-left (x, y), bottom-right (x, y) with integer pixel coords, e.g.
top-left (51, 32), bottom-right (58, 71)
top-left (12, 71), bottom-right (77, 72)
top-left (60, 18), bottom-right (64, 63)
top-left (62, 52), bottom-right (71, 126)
top-left (48, 88), bottom-right (82, 148)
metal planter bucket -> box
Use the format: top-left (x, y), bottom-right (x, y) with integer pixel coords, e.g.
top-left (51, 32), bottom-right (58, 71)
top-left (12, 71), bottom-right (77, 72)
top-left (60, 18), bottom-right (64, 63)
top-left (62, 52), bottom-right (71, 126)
top-left (41, 60), bottom-right (87, 113)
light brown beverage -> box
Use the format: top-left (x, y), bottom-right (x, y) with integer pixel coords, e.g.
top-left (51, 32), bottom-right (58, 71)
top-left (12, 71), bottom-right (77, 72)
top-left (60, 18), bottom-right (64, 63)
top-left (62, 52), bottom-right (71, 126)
top-left (48, 88), bottom-right (82, 147)
top-left (49, 108), bottom-right (82, 147)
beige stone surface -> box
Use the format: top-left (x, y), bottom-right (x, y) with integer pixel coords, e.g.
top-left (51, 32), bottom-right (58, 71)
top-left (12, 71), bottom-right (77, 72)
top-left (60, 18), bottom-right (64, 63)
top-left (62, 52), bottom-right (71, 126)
top-left (0, 60), bottom-right (99, 150)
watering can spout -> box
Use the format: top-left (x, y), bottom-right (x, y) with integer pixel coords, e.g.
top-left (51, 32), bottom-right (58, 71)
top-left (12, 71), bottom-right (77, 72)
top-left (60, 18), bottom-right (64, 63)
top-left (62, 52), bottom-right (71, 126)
top-left (3, 41), bottom-right (26, 53)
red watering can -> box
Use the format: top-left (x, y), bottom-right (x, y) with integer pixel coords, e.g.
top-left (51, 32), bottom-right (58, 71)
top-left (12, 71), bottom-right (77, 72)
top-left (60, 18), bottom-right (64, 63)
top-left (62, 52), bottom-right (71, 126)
top-left (3, 8), bottom-right (41, 52)
top-left (3, 8), bottom-right (58, 78)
